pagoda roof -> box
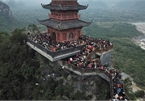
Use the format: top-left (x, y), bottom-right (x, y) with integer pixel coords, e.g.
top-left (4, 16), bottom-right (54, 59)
top-left (41, 4), bottom-right (88, 11)
top-left (38, 19), bottom-right (91, 30)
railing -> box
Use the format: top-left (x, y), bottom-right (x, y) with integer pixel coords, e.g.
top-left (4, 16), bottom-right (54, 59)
top-left (87, 46), bottom-right (113, 59)
top-left (27, 39), bottom-right (85, 58)
top-left (122, 82), bottom-right (131, 100)
top-left (62, 60), bottom-right (113, 99)
top-left (96, 46), bottom-right (113, 54)
top-left (49, 14), bottom-right (80, 21)
top-left (62, 61), bottom-right (112, 78)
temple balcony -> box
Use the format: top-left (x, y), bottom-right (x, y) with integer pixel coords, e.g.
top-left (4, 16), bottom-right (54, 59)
top-left (86, 46), bottom-right (113, 67)
top-left (57, 60), bottom-right (130, 100)
top-left (27, 33), bottom-right (129, 100)
top-left (27, 34), bottom-right (113, 63)
top-left (27, 39), bottom-right (85, 62)
top-left (59, 60), bottom-right (112, 82)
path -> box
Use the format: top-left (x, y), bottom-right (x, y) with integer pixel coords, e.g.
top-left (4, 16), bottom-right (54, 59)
top-left (121, 72), bottom-right (142, 93)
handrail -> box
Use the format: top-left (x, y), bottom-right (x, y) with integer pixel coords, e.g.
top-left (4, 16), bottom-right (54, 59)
top-left (87, 46), bottom-right (113, 59)
top-left (27, 39), bottom-right (85, 58)
top-left (122, 82), bottom-right (131, 100)
top-left (61, 61), bottom-right (131, 100)
top-left (63, 61), bottom-right (112, 79)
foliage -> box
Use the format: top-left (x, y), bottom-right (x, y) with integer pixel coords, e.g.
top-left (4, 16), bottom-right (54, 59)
top-left (10, 28), bottom-right (27, 44)
top-left (84, 22), bottom-right (145, 88)
top-left (1, 2), bottom-right (145, 100)
top-left (0, 28), bottom-right (97, 100)
top-left (0, 1), bottom-right (9, 9)
top-left (123, 78), bottom-right (136, 100)
top-left (112, 38), bottom-right (145, 87)
top-left (0, 16), bottom-right (19, 32)
top-left (135, 90), bottom-right (145, 98)
top-left (84, 23), bottom-right (142, 39)
top-left (27, 23), bottom-right (41, 34)
top-left (0, 28), bottom-right (41, 100)
top-left (94, 77), bottom-right (110, 100)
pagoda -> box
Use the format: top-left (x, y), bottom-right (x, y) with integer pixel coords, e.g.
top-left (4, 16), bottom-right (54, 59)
top-left (26, 0), bottom-right (130, 100)
top-left (38, 0), bottom-right (91, 42)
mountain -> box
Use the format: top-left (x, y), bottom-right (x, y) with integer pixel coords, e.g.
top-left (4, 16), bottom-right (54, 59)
top-left (80, 0), bottom-right (108, 9)
top-left (101, 0), bottom-right (121, 7)
top-left (133, 1), bottom-right (145, 11)
top-left (0, 1), bottom-right (12, 17)
top-left (0, 1), bottom-right (22, 32)
top-left (6, 0), bottom-right (25, 8)
top-left (114, 0), bottom-right (145, 11)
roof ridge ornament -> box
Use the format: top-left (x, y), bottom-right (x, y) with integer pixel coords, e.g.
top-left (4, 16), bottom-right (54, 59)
top-left (59, 5), bottom-right (62, 10)
top-left (57, 22), bottom-right (62, 30)
top-left (86, 4), bottom-right (89, 7)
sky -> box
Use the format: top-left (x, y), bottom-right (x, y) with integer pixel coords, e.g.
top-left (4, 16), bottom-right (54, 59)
top-left (0, 0), bottom-right (122, 8)
top-left (1, 0), bottom-right (121, 3)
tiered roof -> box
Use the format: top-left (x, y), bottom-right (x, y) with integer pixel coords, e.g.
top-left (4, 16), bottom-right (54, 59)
top-left (41, 4), bottom-right (88, 11)
top-left (39, 0), bottom-right (90, 30)
top-left (38, 19), bottom-right (91, 30)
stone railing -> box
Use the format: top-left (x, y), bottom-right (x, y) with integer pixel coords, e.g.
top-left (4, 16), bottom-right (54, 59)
top-left (62, 61), bottom-right (112, 79)
top-left (27, 39), bottom-right (84, 58)
top-left (61, 61), bottom-right (130, 100)
top-left (61, 60), bottom-right (113, 99)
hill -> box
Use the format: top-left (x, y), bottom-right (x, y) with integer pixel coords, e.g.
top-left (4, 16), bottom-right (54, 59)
top-left (81, 0), bottom-right (108, 10)
top-left (114, 0), bottom-right (145, 11)
top-left (133, 1), bottom-right (145, 11)
top-left (0, 1), bottom-right (24, 32)
top-left (0, 1), bottom-right (12, 17)
top-left (6, 0), bottom-right (25, 8)
top-left (0, 29), bottom-right (110, 100)
top-left (101, 0), bottom-right (120, 7)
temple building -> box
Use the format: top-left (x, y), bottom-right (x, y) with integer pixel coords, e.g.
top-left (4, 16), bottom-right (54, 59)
top-left (27, 0), bottom-right (94, 61)
top-left (38, 0), bottom-right (91, 42)
top-left (27, 0), bottom-right (113, 64)
top-left (26, 0), bottom-right (130, 100)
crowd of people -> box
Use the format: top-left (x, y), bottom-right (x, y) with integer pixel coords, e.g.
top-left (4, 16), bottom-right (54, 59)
top-left (28, 33), bottom-right (85, 52)
top-left (28, 33), bottom-right (113, 53)
top-left (80, 35), bottom-right (113, 52)
top-left (64, 38), bottom-right (127, 100)
top-left (67, 57), bottom-right (128, 100)
top-left (111, 70), bottom-right (128, 101)
top-left (66, 35), bottom-right (113, 69)
top-left (28, 32), bottom-right (129, 100)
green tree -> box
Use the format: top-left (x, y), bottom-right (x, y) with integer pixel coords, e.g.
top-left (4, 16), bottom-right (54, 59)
top-left (123, 78), bottom-right (136, 100)
top-left (10, 28), bottom-right (27, 45)
top-left (27, 24), bottom-right (41, 34)
top-left (135, 90), bottom-right (145, 98)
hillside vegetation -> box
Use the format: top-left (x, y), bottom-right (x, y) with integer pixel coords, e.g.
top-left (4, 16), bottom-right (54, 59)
top-left (0, 28), bottom-right (110, 100)
top-left (84, 22), bottom-right (145, 88)
top-left (0, 1), bottom-right (22, 32)
top-left (0, 1), bottom-right (145, 99)
top-left (115, 0), bottom-right (145, 11)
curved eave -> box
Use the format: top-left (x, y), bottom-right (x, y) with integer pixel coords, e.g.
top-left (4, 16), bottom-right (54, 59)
top-left (41, 4), bottom-right (88, 11)
top-left (37, 19), bottom-right (91, 31)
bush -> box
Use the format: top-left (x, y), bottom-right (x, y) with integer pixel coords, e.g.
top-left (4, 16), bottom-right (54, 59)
top-left (135, 90), bottom-right (145, 98)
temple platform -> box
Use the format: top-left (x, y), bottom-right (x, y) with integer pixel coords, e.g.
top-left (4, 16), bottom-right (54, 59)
top-left (59, 60), bottom-right (112, 82)
top-left (57, 60), bottom-right (130, 100)
top-left (27, 39), bottom-right (84, 61)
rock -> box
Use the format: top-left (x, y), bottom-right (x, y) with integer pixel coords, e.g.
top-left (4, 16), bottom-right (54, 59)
top-left (66, 75), bottom-right (72, 81)
top-left (62, 95), bottom-right (69, 100)
top-left (0, 1), bottom-right (12, 17)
